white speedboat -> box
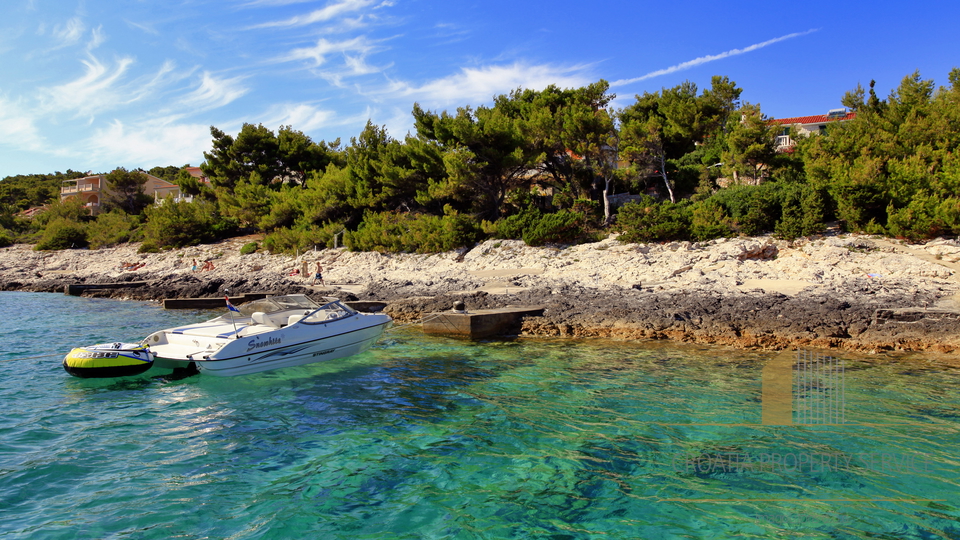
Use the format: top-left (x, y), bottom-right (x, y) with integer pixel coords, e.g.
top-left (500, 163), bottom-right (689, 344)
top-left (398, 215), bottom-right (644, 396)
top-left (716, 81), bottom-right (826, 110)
top-left (142, 294), bottom-right (391, 377)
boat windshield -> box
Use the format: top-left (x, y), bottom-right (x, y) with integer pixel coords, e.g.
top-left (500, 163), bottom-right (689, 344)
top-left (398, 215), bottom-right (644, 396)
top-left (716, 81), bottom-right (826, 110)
top-left (238, 295), bottom-right (320, 316)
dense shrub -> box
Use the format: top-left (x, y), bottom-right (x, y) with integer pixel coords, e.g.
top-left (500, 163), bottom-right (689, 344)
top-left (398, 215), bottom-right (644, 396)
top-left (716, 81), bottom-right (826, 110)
top-left (345, 213), bottom-right (406, 252)
top-left (436, 211), bottom-right (486, 250)
top-left (0, 228), bottom-right (12, 248)
top-left (87, 211), bottom-right (141, 249)
top-left (0, 205), bottom-right (17, 232)
top-left (263, 223), bottom-right (343, 255)
top-left (798, 185), bottom-right (829, 236)
top-left (33, 198), bottom-right (89, 227)
top-left (494, 207), bottom-right (542, 240)
top-left (828, 182), bottom-right (886, 231)
top-left (571, 198), bottom-right (601, 225)
top-left (886, 195), bottom-right (960, 242)
top-left (522, 210), bottom-right (584, 246)
top-left (708, 183), bottom-right (781, 236)
top-left (615, 196), bottom-right (691, 243)
top-left (774, 184), bottom-right (828, 240)
top-left (494, 207), bottom-right (586, 246)
top-left (141, 200), bottom-right (226, 250)
top-left (345, 210), bottom-right (483, 253)
top-left (34, 218), bottom-right (88, 250)
top-left (690, 200), bottom-right (734, 241)
top-left (240, 241), bottom-right (259, 255)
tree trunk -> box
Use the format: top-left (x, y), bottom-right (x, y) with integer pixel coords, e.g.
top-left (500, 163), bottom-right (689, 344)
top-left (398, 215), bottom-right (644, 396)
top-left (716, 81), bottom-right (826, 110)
top-left (602, 178), bottom-right (612, 226)
top-left (659, 153), bottom-right (675, 203)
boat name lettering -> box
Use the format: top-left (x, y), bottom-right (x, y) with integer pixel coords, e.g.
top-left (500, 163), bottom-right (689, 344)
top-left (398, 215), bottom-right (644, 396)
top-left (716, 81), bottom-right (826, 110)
top-left (311, 348), bottom-right (335, 357)
top-left (247, 336), bottom-right (282, 351)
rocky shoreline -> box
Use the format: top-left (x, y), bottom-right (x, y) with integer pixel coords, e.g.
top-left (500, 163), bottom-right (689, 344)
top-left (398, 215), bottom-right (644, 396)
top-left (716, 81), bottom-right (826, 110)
top-left (4, 233), bottom-right (960, 357)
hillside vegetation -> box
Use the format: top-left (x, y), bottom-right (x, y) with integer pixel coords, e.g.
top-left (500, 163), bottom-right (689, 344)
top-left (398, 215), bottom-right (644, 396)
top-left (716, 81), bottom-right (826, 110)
top-left (1, 68), bottom-right (958, 253)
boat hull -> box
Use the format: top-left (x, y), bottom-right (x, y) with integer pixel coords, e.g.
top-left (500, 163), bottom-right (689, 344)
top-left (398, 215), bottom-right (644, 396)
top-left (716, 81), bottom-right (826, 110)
top-left (153, 319), bottom-right (390, 377)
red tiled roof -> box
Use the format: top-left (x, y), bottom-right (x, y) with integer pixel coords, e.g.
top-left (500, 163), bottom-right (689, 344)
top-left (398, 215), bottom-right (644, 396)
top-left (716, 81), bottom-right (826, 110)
top-left (19, 206), bottom-right (47, 218)
top-left (184, 166), bottom-right (211, 183)
top-left (770, 112), bottom-right (856, 125)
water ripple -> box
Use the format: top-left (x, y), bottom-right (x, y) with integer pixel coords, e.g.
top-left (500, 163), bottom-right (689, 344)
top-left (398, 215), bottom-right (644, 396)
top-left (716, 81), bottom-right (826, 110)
top-left (1, 293), bottom-right (958, 538)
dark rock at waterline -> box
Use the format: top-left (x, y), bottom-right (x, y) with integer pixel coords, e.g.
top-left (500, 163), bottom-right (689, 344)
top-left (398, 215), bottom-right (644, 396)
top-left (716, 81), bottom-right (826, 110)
top-left (381, 286), bottom-right (960, 353)
top-left (4, 273), bottom-right (960, 353)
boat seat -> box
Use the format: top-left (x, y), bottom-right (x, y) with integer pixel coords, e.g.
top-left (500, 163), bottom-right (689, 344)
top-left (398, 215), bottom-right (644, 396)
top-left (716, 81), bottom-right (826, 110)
top-left (287, 314), bottom-right (303, 327)
top-left (251, 312), bottom-right (281, 328)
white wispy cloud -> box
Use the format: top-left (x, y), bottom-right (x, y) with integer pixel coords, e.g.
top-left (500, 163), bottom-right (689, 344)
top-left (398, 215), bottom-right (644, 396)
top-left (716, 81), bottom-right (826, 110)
top-left (342, 54), bottom-right (381, 76)
top-left (53, 17), bottom-right (85, 46)
top-left (610, 29), bottom-right (819, 87)
top-left (277, 36), bottom-right (375, 67)
top-left (242, 0), bottom-right (319, 6)
top-left (87, 25), bottom-right (105, 51)
top-left (391, 62), bottom-right (594, 108)
top-left (84, 118), bottom-right (212, 168)
top-left (379, 105), bottom-right (418, 138)
top-left (320, 16), bottom-right (370, 34)
top-left (125, 19), bottom-right (160, 36)
top-left (0, 96), bottom-right (45, 151)
top-left (431, 22), bottom-right (470, 45)
top-left (317, 53), bottom-right (390, 87)
top-left (38, 50), bottom-right (188, 121)
top-left (253, 0), bottom-right (376, 29)
top-left (179, 72), bottom-right (249, 111)
top-left (261, 103), bottom-right (337, 132)
top-left (38, 54), bottom-right (137, 117)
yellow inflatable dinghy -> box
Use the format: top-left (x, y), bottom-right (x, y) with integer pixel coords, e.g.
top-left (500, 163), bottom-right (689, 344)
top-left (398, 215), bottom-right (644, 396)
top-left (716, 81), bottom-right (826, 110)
top-left (63, 342), bottom-right (154, 378)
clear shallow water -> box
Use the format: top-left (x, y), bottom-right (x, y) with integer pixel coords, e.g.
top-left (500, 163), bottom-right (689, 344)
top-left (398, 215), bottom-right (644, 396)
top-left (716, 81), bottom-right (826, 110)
top-left (1, 291), bottom-right (959, 539)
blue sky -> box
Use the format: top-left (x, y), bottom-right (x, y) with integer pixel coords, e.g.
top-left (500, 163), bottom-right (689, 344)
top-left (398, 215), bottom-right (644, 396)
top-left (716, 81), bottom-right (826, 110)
top-left (1, 0), bottom-right (958, 178)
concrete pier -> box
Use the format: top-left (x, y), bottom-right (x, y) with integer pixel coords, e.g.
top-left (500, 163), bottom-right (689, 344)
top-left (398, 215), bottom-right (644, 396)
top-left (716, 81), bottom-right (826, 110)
top-left (423, 306), bottom-right (544, 339)
top-left (65, 281), bottom-right (149, 296)
top-left (162, 293), bottom-right (271, 309)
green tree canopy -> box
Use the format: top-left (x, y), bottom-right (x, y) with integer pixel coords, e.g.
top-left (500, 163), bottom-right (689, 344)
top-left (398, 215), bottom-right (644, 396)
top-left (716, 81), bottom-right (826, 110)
top-left (102, 167), bottom-right (153, 215)
top-left (619, 76), bottom-right (743, 202)
top-left (202, 124), bottom-right (282, 192)
top-left (413, 102), bottom-right (538, 220)
top-left (493, 81), bottom-right (616, 201)
top-left (722, 102), bottom-right (777, 185)
top-left (800, 68), bottom-right (960, 234)
top-left (0, 170), bottom-right (86, 211)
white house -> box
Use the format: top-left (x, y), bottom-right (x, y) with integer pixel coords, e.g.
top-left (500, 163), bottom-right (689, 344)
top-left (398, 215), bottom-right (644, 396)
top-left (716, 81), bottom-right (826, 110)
top-left (61, 172), bottom-right (187, 214)
top-left (770, 108), bottom-right (856, 151)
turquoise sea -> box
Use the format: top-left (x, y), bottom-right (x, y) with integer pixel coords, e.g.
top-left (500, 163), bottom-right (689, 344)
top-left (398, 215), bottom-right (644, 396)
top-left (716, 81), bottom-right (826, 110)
top-left (1, 291), bottom-right (959, 539)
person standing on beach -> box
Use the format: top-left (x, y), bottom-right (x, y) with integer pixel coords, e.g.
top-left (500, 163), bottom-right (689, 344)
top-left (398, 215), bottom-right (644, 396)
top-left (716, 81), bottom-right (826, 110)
top-left (312, 262), bottom-right (324, 286)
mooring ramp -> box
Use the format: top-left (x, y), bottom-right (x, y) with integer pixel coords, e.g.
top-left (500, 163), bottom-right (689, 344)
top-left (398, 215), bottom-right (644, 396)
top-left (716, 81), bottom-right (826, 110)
top-left (423, 306), bottom-right (544, 339)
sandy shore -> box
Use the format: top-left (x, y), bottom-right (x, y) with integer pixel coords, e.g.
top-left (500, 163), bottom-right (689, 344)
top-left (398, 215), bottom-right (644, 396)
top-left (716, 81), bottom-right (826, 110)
top-left (3, 233), bottom-right (960, 356)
